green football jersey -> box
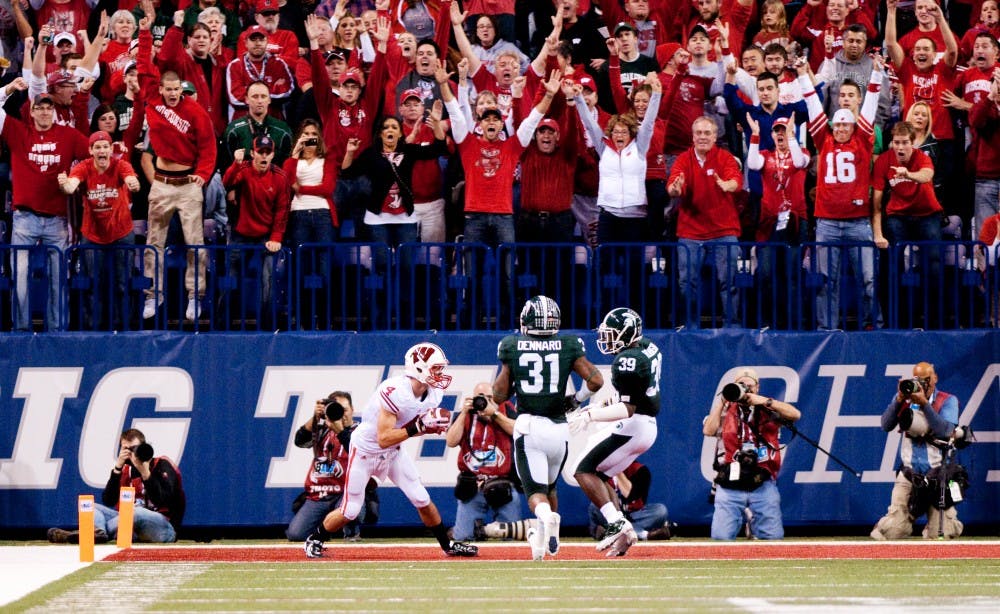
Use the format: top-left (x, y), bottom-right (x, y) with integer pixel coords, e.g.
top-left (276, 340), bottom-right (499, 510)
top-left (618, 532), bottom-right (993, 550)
top-left (497, 333), bottom-right (586, 420)
top-left (611, 337), bottom-right (662, 417)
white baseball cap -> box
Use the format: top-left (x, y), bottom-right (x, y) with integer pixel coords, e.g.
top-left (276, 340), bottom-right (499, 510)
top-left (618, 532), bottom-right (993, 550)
top-left (831, 109), bottom-right (857, 125)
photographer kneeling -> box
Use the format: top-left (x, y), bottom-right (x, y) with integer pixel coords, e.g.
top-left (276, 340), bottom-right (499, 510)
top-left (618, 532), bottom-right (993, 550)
top-left (287, 392), bottom-right (376, 542)
top-left (871, 362), bottom-right (966, 540)
top-left (703, 369), bottom-right (801, 540)
top-left (446, 382), bottom-right (521, 541)
top-left (48, 428), bottom-right (185, 544)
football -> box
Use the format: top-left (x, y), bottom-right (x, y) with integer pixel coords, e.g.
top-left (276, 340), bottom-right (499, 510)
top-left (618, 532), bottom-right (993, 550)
top-left (427, 407), bottom-right (451, 424)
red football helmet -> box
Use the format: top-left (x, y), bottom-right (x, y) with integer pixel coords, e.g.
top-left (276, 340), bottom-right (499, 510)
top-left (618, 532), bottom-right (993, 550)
top-left (404, 343), bottom-right (452, 389)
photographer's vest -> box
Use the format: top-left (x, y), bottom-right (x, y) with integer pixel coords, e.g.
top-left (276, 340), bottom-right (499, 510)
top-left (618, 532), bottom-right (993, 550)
top-left (901, 390), bottom-right (953, 472)
top-left (720, 401), bottom-right (782, 480)
top-left (304, 427), bottom-right (348, 500)
top-left (457, 402), bottom-right (515, 478)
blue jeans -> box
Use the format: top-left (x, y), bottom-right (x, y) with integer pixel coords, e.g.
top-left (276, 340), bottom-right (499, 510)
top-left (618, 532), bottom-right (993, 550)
top-left (974, 179), bottom-right (1000, 238)
top-left (228, 233), bottom-right (277, 315)
top-left (452, 490), bottom-right (522, 541)
top-left (93, 502), bottom-right (177, 543)
top-left (285, 494), bottom-right (362, 541)
top-left (814, 218), bottom-right (881, 330)
top-left (711, 480), bottom-right (784, 540)
top-left (588, 502), bottom-right (668, 539)
top-left (463, 213), bottom-right (516, 312)
top-left (80, 234), bottom-right (137, 331)
top-left (677, 236), bottom-right (739, 328)
top-left (11, 210), bottom-right (68, 331)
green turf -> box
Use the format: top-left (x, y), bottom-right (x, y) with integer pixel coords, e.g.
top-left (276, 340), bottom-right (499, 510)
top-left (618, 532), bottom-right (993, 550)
top-left (6, 559), bottom-right (1000, 612)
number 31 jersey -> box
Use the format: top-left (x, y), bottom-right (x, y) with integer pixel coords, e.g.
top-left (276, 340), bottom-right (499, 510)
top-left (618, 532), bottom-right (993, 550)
top-left (497, 333), bottom-right (585, 420)
top-left (611, 337), bottom-right (662, 417)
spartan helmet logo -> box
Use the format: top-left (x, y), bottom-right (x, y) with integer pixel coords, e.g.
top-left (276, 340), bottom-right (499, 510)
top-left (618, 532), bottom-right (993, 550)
top-left (597, 307), bottom-right (643, 355)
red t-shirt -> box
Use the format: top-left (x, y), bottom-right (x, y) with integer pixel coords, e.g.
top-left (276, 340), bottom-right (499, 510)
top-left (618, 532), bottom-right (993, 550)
top-left (957, 65), bottom-right (994, 106)
top-left (871, 149), bottom-right (942, 217)
top-left (899, 26), bottom-right (947, 64)
top-left (897, 58), bottom-right (957, 140)
top-left (457, 135), bottom-right (526, 214)
top-left (0, 116), bottom-right (89, 216)
top-left (809, 115), bottom-right (875, 218)
top-left (69, 158), bottom-right (137, 244)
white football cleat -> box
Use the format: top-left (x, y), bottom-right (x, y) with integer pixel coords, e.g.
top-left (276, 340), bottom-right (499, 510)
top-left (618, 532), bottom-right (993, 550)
top-left (544, 512), bottom-right (560, 556)
top-left (526, 526), bottom-right (545, 561)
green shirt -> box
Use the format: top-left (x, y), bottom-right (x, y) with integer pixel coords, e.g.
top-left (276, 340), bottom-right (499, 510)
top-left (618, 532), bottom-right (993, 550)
top-left (221, 115), bottom-right (294, 171)
top-left (497, 333), bottom-right (586, 420)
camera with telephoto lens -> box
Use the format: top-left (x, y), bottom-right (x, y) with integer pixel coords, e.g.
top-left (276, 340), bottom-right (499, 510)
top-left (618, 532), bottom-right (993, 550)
top-left (733, 442), bottom-right (758, 468)
top-left (318, 398), bottom-right (345, 423)
top-left (471, 394), bottom-right (489, 414)
top-left (722, 382), bottom-right (750, 402)
top-left (899, 377), bottom-right (925, 396)
top-left (134, 442), bottom-right (154, 463)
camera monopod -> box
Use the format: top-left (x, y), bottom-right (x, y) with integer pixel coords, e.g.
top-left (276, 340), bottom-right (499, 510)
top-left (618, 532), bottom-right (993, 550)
top-left (766, 409), bottom-right (864, 480)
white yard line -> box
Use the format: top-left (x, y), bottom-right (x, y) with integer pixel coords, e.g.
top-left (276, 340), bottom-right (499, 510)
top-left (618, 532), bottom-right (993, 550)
top-left (24, 562), bottom-right (209, 613)
top-left (0, 545), bottom-right (116, 607)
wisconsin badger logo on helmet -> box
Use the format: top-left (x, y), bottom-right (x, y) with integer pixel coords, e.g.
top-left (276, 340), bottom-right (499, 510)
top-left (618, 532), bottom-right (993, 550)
top-left (404, 342), bottom-right (452, 389)
top-left (520, 295), bottom-right (561, 337)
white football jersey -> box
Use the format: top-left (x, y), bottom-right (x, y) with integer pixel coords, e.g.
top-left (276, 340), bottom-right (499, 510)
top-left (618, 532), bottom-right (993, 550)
top-left (351, 375), bottom-right (443, 454)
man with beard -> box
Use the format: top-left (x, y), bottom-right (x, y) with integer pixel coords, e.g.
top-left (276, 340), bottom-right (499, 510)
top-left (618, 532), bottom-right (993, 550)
top-left (817, 23), bottom-right (892, 126)
top-left (236, 0), bottom-right (299, 66)
top-left (683, 0), bottom-right (754, 62)
top-left (791, 0), bottom-right (877, 73)
top-left (226, 24), bottom-right (295, 120)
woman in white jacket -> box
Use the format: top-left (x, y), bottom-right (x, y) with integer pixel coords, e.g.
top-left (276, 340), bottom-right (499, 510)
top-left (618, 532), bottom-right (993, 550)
top-left (575, 74), bottom-right (662, 243)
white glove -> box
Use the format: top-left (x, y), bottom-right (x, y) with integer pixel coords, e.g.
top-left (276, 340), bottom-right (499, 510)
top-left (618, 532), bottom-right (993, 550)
top-left (417, 408), bottom-right (450, 434)
top-left (568, 409), bottom-right (592, 435)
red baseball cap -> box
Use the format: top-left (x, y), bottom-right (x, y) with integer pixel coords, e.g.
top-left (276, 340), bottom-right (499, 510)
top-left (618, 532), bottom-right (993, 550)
top-left (255, 0), bottom-right (279, 14)
top-left (400, 88), bottom-right (423, 103)
top-left (46, 70), bottom-right (74, 89)
top-left (771, 117), bottom-right (792, 130)
top-left (89, 130), bottom-right (112, 146)
top-left (537, 118), bottom-right (560, 132)
top-left (577, 75), bottom-right (596, 91)
top-left (339, 68), bottom-right (365, 86)
top-left (246, 25), bottom-right (268, 39)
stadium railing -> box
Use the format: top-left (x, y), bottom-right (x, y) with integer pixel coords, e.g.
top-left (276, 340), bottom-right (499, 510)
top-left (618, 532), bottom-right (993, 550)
top-left (0, 240), bottom-right (994, 332)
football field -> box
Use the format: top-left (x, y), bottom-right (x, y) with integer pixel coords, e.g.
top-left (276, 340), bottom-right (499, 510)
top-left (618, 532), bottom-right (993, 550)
top-left (3, 540), bottom-right (999, 612)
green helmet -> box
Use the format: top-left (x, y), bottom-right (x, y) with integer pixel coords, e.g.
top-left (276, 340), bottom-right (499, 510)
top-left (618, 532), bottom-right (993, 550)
top-left (597, 307), bottom-right (642, 355)
top-left (520, 295), bottom-right (561, 337)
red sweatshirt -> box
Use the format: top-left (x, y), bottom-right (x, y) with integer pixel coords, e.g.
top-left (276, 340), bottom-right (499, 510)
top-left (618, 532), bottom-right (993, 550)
top-left (669, 145), bottom-right (743, 240)
top-left (138, 29), bottom-right (217, 181)
top-left (222, 161), bottom-right (291, 242)
top-left (159, 25), bottom-right (229, 137)
top-left (519, 115), bottom-right (579, 213)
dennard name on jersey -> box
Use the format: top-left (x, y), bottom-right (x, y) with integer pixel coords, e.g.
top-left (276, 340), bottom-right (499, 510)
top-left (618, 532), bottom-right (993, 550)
top-left (516, 339), bottom-right (563, 351)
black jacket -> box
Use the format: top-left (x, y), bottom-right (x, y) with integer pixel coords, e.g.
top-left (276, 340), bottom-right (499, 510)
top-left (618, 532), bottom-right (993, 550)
top-left (340, 139), bottom-right (448, 216)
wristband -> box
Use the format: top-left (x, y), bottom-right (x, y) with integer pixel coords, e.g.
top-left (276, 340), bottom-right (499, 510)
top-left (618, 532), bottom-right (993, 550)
top-left (405, 423), bottom-right (420, 437)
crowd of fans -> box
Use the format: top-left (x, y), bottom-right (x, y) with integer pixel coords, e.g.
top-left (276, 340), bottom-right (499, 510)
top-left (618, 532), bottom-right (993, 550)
top-left (2, 0), bottom-right (1000, 330)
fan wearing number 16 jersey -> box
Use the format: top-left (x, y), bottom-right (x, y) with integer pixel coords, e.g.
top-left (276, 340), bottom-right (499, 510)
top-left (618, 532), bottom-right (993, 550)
top-left (798, 58), bottom-right (885, 330)
top-left (494, 296), bottom-right (604, 561)
top-left (570, 307), bottom-right (661, 557)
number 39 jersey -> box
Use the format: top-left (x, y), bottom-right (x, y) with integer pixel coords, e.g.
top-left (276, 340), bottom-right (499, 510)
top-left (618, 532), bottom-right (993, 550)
top-left (497, 333), bottom-right (585, 420)
top-left (611, 337), bottom-right (662, 417)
